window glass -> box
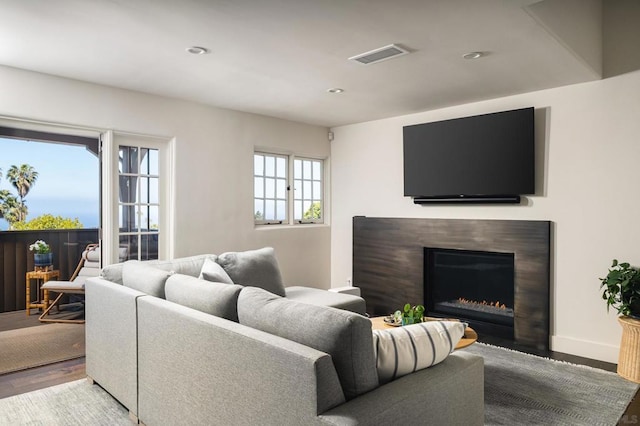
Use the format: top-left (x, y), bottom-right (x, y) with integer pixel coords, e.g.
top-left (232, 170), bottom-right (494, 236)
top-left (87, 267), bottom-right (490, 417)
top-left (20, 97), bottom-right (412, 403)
top-left (293, 157), bottom-right (323, 222)
top-left (148, 149), bottom-right (159, 175)
top-left (276, 157), bottom-right (286, 178)
top-left (276, 179), bottom-right (286, 199)
top-left (254, 155), bottom-right (264, 175)
top-left (255, 153), bottom-right (322, 224)
top-left (265, 178), bottom-right (275, 199)
top-left (254, 177), bottom-right (264, 198)
top-left (118, 144), bottom-right (161, 260)
top-left (265, 156), bottom-right (275, 177)
top-left (254, 152), bottom-right (288, 223)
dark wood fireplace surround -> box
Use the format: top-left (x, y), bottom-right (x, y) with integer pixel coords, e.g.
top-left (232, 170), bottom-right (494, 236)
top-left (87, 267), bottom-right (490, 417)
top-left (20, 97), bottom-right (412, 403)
top-left (353, 216), bottom-right (551, 350)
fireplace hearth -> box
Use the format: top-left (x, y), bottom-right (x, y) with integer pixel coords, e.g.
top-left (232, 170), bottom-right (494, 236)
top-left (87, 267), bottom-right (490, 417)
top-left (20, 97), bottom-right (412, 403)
top-left (353, 217), bottom-right (551, 350)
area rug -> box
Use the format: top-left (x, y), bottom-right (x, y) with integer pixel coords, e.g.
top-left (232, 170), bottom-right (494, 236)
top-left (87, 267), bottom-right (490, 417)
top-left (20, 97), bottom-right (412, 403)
top-left (0, 343), bottom-right (638, 425)
top-left (463, 342), bottom-right (639, 425)
top-left (0, 324), bottom-right (85, 375)
top-left (0, 379), bottom-right (129, 426)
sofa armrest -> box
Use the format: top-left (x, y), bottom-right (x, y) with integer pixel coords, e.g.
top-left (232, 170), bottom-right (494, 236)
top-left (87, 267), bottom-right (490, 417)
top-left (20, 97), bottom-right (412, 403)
top-left (318, 351), bottom-right (484, 426)
top-left (136, 296), bottom-right (346, 426)
top-left (85, 277), bottom-right (146, 416)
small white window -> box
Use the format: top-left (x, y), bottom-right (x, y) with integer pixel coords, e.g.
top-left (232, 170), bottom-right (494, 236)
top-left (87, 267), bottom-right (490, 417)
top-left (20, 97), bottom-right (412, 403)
top-left (254, 152), bottom-right (324, 225)
top-left (254, 153), bottom-right (288, 224)
top-left (293, 158), bottom-right (323, 223)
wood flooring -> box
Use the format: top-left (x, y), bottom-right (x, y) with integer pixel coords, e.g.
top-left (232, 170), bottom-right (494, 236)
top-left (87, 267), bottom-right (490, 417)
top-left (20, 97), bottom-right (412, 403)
top-left (0, 310), bottom-right (638, 424)
top-left (0, 357), bottom-right (85, 399)
top-left (0, 309), bottom-right (44, 332)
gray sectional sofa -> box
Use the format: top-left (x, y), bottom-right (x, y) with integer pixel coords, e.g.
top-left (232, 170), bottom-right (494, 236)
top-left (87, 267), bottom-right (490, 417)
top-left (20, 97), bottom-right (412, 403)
top-left (85, 248), bottom-right (484, 425)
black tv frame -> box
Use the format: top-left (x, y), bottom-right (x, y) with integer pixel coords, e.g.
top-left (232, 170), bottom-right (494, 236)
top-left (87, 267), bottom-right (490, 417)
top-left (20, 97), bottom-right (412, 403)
top-left (403, 107), bottom-right (534, 204)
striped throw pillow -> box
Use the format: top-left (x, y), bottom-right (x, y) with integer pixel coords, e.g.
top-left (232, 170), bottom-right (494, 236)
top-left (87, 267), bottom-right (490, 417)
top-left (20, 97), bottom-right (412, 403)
top-left (372, 321), bottom-right (466, 384)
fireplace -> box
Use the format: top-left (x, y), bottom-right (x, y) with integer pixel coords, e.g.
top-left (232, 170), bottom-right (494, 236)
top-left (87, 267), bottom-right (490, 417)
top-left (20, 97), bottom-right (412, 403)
top-left (425, 247), bottom-right (515, 339)
top-left (353, 217), bottom-right (551, 350)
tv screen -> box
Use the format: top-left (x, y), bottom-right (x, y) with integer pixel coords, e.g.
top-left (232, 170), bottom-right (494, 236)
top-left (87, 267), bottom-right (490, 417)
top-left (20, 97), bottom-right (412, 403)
top-left (403, 107), bottom-right (535, 200)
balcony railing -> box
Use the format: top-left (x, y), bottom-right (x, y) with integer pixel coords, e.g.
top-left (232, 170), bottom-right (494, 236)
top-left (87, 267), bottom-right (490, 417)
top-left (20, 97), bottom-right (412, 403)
top-left (0, 228), bottom-right (99, 313)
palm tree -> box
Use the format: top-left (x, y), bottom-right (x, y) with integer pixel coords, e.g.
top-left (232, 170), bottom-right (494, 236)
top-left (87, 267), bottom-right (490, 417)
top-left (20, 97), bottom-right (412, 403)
top-left (0, 190), bottom-right (22, 227)
top-left (7, 164), bottom-right (38, 222)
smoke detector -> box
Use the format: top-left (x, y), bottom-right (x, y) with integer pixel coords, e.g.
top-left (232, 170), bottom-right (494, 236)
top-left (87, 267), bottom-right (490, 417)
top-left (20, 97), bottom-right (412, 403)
top-left (348, 44), bottom-right (410, 65)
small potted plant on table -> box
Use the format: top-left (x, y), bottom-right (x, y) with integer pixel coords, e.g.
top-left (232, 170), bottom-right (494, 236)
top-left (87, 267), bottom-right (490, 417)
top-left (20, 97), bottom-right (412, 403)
top-left (394, 303), bottom-right (425, 326)
top-left (600, 259), bottom-right (640, 383)
top-left (29, 240), bottom-right (53, 271)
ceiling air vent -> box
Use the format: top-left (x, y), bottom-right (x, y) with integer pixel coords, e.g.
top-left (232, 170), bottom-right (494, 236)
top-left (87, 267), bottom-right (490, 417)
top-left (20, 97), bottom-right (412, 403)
top-left (348, 44), bottom-right (410, 65)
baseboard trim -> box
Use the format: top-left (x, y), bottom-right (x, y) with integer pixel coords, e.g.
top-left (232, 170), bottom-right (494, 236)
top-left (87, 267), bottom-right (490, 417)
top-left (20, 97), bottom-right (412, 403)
top-left (551, 335), bottom-right (619, 364)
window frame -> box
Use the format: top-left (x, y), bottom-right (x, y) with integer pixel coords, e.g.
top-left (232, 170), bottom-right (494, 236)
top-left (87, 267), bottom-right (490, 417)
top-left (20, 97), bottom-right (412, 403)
top-left (253, 152), bottom-right (289, 225)
top-left (293, 156), bottom-right (324, 224)
top-left (118, 145), bottom-right (161, 260)
top-left (103, 131), bottom-right (172, 264)
top-left (253, 150), bottom-right (325, 226)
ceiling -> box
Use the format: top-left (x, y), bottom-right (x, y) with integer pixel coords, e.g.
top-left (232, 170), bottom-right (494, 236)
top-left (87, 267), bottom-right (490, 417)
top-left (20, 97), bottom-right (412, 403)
top-left (0, 0), bottom-right (609, 127)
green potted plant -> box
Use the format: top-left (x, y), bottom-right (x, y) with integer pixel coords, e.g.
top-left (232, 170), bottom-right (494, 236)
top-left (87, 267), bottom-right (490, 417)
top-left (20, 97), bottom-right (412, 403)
top-left (29, 240), bottom-right (52, 267)
top-left (600, 259), bottom-right (640, 383)
top-left (600, 259), bottom-right (640, 319)
top-left (394, 303), bottom-right (425, 326)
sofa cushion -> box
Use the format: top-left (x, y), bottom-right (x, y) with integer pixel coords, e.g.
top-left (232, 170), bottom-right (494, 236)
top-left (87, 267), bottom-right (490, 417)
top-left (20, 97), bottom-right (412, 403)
top-left (101, 262), bottom-right (126, 284)
top-left (285, 286), bottom-right (366, 315)
top-left (101, 254), bottom-right (217, 284)
top-left (372, 321), bottom-right (466, 384)
top-left (217, 247), bottom-right (285, 297)
top-left (149, 254), bottom-right (217, 277)
top-left (198, 258), bottom-right (234, 284)
top-left (237, 287), bottom-right (378, 400)
top-left (122, 261), bottom-right (173, 298)
top-left (165, 274), bottom-right (242, 321)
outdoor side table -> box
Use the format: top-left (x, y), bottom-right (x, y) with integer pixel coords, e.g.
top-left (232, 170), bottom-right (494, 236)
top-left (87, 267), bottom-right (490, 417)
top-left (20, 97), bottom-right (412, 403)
top-left (25, 269), bottom-right (60, 316)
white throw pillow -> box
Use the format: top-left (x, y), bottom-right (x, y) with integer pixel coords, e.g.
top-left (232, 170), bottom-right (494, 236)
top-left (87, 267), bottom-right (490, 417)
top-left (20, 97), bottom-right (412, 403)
top-left (198, 258), bottom-right (234, 284)
top-left (372, 320), bottom-right (466, 384)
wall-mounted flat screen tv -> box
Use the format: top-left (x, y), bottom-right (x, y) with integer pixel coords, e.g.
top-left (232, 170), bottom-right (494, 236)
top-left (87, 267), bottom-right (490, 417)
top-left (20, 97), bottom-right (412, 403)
top-left (403, 107), bottom-right (535, 203)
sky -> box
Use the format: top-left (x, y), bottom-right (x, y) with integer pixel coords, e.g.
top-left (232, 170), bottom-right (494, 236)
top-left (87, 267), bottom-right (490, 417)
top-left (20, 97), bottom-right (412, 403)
top-left (0, 137), bottom-right (99, 230)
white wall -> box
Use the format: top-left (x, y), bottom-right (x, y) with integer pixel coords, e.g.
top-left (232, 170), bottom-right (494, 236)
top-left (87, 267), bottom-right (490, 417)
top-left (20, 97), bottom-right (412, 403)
top-left (330, 70), bottom-right (640, 363)
top-left (0, 65), bottom-right (331, 289)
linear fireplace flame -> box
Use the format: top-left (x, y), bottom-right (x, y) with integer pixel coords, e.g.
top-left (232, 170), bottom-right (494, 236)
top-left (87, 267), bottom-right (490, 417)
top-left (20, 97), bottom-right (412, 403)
top-left (425, 247), bottom-right (516, 337)
top-left (458, 298), bottom-right (508, 310)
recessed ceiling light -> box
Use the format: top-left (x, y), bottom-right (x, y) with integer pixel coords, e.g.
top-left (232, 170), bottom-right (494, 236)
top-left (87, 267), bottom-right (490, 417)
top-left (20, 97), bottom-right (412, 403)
top-left (327, 88), bottom-right (344, 94)
top-left (462, 51), bottom-right (484, 60)
top-left (186, 46), bottom-right (209, 55)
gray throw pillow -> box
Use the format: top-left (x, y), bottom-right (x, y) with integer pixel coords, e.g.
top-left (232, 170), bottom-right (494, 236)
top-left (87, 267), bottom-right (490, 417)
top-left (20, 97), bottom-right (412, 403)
top-left (237, 287), bottom-right (378, 400)
top-left (122, 261), bottom-right (173, 298)
top-left (217, 247), bottom-right (286, 297)
top-left (198, 257), bottom-right (234, 284)
top-left (165, 274), bottom-right (242, 321)
top-left (148, 254), bottom-right (217, 277)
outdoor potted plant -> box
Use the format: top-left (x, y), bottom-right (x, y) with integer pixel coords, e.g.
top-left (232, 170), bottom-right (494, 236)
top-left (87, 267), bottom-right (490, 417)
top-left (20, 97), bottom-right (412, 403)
top-left (29, 240), bottom-right (52, 267)
top-left (600, 259), bottom-right (640, 383)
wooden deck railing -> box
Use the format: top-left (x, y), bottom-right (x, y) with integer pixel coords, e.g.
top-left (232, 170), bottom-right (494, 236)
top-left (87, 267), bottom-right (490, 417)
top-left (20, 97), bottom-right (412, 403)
top-left (0, 229), bottom-right (99, 313)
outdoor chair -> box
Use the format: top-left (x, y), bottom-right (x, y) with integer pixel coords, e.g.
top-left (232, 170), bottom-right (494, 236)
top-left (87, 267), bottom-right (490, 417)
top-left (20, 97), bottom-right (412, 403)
top-left (39, 243), bottom-right (100, 324)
